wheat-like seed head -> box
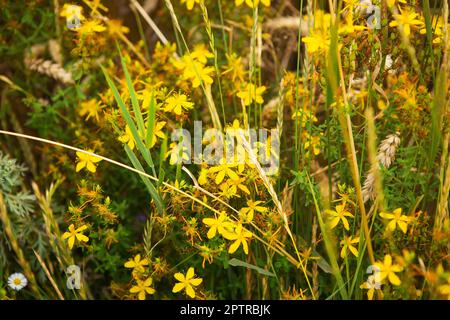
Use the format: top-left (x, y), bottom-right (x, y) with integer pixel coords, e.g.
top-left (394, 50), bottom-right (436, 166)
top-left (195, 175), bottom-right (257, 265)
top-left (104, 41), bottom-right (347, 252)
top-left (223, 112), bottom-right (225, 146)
top-left (362, 133), bottom-right (400, 203)
top-left (25, 58), bottom-right (74, 85)
top-left (377, 134), bottom-right (401, 167)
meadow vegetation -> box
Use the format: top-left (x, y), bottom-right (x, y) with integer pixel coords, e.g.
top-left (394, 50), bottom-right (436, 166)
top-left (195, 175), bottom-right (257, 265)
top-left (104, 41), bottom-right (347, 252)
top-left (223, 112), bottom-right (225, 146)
top-left (0, 0), bottom-right (449, 300)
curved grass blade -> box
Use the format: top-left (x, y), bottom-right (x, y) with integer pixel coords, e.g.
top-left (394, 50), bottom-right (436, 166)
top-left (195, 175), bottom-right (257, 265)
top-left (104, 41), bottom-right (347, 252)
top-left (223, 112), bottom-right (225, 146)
top-left (101, 65), bottom-right (156, 177)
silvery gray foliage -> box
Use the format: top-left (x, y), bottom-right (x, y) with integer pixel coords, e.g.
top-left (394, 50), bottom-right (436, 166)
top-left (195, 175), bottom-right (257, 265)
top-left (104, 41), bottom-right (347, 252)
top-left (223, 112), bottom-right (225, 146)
top-left (0, 152), bottom-right (35, 217)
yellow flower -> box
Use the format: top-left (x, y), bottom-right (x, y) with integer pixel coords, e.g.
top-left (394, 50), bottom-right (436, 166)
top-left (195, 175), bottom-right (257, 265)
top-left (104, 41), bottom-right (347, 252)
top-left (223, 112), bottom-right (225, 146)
top-left (175, 56), bottom-right (214, 88)
top-left (118, 126), bottom-right (136, 150)
top-left (304, 134), bottom-right (321, 156)
top-left (234, 174), bottom-right (252, 190)
top-left (202, 211), bottom-right (235, 239)
top-left (237, 83), bottom-right (266, 106)
top-left (75, 150), bottom-right (102, 173)
top-left (222, 53), bottom-right (246, 83)
top-left (164, 93), bottom-right (194, 115)
top-left (360, 275), bottom-right (383, 300)
top-left (166, 141), bottom-right (190, 165)
top-left (62, 224), bottom-right (89, 250)
top-left (340, 235), bottom-right (360, 258)
top-left (420, 17), bottom-right (445, 44)
top-left (302, 30), bottom-right (330, 54)
top-left (79, 99), bottom-right (102, 122)
top-left (181, 0), bottom-right (200, 11)
top-left (198, 168), bottom-right (209, 185)
top-left (107, 19), bottom-right (130, 36)
top-left (76, 19), bottom-right (106, 35)
top-left (223, 224), bottom-right (253, 254)
top-left (438, 277), bottom-right (450, 300)
top-left (306, 9), bottom-right (331, 31)
top-left (374, 254), bottom-right (403, 286)
top-left (341, 0), bottom-right (360, 10)
top-left (380, 208), bottom-right (411, 234)
top-left (190, 44), bottom-right (214, 64)
top-left (208, 159), bottom-right (240, 184)
top-left (325, 204), bottom-right (354, 231)
top-left (221, 177), bottom-right (251, 199)
top-left (235, 0), bottom-right (270, 8)
top-left (389, 8), bottom-right (423, 37)
top-left (150, 121), bottom-right (167, 148)
top-left (338, 13), bottom-right (366, 34)
top-left (124, 254), bottom-right (149, 274)
top-left (60, 4), bottom-right (85, 21)
top-left (130, 277), bottom-right (155, 300)
top-left (172, 267), bottom-right (203, 298)
top-left (239, 200), bottom-right (267, 222)
top-left (387, 0), bottom-right (407, 8)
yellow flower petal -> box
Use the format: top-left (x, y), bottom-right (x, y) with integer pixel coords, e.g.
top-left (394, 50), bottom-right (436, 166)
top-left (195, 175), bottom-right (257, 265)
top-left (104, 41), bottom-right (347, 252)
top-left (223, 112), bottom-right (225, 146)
top-left (75, 234), bottom-right (89, 243)
top-left (185, 284), bottom-right (196, 298)
top-left (76, 161), bottom-right (86, 172)
top-left (174, 273), bottom-right (185, 282)
top-left (68, 236), bottom-right (75, 250)
top-left (388, 272), bottom-right (401, 286)
top-left (129, 286), bottom-right (140, 293)
top-left (62, 232), bottom-right (71, 240)
top-left (190, 278), bottom-right (203, 286)
top-left (229, 240), bottom-right (240, 254)
top-left (186, 267), bottom-right (195, 280)
top-left (172, 282), bottom-right (185, 293)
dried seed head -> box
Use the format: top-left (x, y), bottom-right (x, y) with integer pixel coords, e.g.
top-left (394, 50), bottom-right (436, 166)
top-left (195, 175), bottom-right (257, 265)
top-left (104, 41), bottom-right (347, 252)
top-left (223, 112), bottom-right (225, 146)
top-left (25, 58), bottom-right (74, 85)
top-left (362, 133), bottom-right (401, 203)
top-left (377, 134), bottom-right (401, 167)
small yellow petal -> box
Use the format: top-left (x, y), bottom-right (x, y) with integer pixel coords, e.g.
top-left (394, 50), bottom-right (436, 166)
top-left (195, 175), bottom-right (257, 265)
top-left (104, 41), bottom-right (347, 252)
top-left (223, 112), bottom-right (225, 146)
top-left (174, 273), bottom-right (185, 282)
top-left (190, 278), bottom-right (203, 286)
top-left (68, 236), bottom-right (75, 250)
top-left (185, 284), bottom-right (196, 298)
top-left (186, 267), bottom-right (195, 280)
top-left (172, 282), bottom-right (185, 293)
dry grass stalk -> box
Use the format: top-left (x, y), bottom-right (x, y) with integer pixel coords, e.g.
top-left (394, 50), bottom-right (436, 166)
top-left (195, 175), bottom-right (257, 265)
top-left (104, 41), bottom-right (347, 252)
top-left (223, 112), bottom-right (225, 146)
top-left (33, 249), bottom-right (65, 300)
top-left (435, 134), bottom-right (450, 232)
top-left (131, 0), bottom-right (169, 46)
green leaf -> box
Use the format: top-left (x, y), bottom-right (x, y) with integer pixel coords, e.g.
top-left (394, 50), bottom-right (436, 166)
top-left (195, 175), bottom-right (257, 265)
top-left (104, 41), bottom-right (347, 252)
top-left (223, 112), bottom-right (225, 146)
top-left (101, 65), bottom-right (163, 214)
top-left (101, 65), bottom-right (156, 177)
top-left (124, 145), bottom-right (164, 214)
top-left (146, 90), bottom-right (156, 149)
top-left (228, 258), bottom-right (275, 277)
top-left (118, 48), bottom-right (146, 137)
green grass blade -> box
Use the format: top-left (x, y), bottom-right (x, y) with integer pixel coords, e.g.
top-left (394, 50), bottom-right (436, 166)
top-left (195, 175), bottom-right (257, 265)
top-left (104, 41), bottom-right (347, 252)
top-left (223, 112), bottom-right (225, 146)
top-left (422, 0), bottom-right (436, 74)
top-left (146, 90), bottom-right (156, 149)
top-left (124, 145), bottom-right (164, 214)
top-left (118, 48), bottom-right (146, 138)
top-left (429, 67), bottom-right (447, 165)
top-left (101, 65), bottom-right (156, 176)
top-left (307, 174), bottom-right (348, 299)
